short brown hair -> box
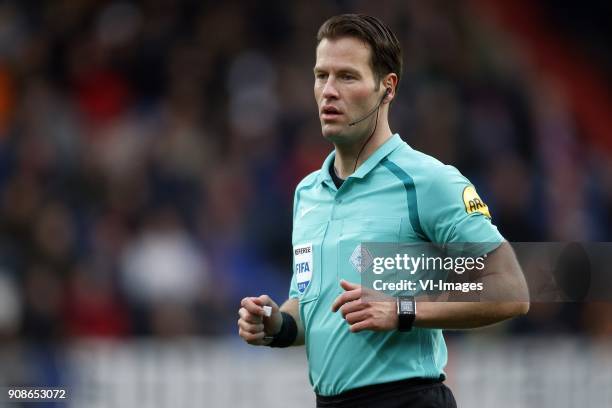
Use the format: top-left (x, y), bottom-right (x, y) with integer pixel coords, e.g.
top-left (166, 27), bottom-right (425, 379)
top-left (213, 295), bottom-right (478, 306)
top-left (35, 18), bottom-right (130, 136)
top-left (317, 14), bottom-right (402, 90)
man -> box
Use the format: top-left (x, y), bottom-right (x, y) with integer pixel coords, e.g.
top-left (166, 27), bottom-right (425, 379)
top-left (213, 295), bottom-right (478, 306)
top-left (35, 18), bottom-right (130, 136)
top-left (238, 14), bottom-right (529, 408)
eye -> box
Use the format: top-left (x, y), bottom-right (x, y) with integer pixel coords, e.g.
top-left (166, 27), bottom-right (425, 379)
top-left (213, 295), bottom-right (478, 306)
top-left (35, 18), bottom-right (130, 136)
top-left (340, 73), bottom-right (355, 80)
top-left (315, 72), bottom-right (328, 80)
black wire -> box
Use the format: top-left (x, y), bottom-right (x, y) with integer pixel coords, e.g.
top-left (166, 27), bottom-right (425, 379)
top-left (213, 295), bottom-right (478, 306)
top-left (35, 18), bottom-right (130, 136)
top-left (352, 104), bottom-right (380, 174)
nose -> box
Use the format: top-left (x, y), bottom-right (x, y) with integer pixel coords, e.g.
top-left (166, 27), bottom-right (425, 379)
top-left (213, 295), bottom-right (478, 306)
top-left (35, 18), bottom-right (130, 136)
top-left (321, 79), bottom-right (339, 100)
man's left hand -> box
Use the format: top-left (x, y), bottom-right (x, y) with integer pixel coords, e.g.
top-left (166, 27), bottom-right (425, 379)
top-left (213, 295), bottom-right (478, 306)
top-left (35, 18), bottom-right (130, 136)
top-left (331, 280), bottom-right (398, 333)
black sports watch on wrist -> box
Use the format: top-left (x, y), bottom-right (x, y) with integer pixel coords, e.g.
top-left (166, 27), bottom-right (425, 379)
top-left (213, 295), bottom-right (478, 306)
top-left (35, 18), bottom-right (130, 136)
top-left (396, 296), bottom-right (416, 332)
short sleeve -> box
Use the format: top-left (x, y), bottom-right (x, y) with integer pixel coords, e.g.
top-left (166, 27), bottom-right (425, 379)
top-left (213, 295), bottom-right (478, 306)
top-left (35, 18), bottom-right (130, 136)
top-left (418, 165), bottom-right (504, 249)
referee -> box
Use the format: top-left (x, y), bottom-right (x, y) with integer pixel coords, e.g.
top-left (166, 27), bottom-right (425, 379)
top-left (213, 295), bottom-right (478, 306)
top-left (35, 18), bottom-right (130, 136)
top-left (238, 14), bottom-right (529, 408)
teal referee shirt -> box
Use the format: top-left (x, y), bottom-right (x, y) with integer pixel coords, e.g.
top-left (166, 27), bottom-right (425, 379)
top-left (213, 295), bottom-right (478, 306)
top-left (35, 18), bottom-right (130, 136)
top-left (289, 134), bottom-right (503, 396)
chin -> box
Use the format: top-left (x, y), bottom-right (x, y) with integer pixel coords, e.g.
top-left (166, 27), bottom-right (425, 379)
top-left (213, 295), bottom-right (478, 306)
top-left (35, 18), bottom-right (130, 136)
top-left (321, 123), bottom-right (345, 140)
top-left (322, 125), bottom-right (360, 147)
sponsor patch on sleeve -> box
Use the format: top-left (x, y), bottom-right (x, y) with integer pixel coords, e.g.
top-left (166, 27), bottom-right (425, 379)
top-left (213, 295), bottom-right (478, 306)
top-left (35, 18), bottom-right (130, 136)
top-left (462, 185), bottom-right (492, 219)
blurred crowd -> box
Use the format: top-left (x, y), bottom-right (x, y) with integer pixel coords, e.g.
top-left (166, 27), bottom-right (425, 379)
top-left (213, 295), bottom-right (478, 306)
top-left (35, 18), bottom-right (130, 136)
top-left (0, 0), bottom-right (610, 343)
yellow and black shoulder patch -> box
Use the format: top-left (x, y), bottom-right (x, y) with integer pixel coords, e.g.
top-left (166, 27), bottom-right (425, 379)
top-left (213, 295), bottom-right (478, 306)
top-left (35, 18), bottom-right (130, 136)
top-left (462, 185), bottom-right (491, 219)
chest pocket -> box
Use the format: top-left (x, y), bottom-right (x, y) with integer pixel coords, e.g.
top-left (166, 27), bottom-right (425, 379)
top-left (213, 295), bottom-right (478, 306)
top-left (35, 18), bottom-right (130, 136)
top-left (337, 217), bottom-right (401, 284)
top-left (292, 221), bottom-right (328, 303)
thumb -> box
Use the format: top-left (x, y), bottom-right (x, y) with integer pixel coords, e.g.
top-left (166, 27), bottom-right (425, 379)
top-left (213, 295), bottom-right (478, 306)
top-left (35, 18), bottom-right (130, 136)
top-left (256, 295), bottom-right (279, 313)
top-left (340, 279), bottom-right (360, 291)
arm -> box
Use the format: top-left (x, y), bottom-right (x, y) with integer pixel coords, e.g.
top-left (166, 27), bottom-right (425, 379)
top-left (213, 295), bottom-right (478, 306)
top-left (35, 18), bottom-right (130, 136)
top-left (414, 241), bottom-right (530, 329)
top-left (332, 241), bottom-right (529, 332)
top-left (238, 296), bottom-right (305, 346)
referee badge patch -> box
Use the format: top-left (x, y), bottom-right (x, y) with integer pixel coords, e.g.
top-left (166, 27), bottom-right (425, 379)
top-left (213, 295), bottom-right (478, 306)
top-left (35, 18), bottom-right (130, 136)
top-left (294, 243), bottom-right (313, 293)
top-left (462, 185), bottom-right (492, 219)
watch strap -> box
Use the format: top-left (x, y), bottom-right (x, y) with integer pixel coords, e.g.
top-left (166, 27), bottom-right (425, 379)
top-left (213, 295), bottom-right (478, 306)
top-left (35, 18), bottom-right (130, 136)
top-left (397, 296), bottom-right (416, 332)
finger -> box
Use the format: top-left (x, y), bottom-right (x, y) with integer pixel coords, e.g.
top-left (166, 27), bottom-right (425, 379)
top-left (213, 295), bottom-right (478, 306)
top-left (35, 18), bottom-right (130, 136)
top-left (257, 295), bottom-right (274, 307)
top-left (237, 319), bottom-right (264, 334)
top-left (349, 319), bottom-right (371, 333)
top-left (256, 296), bottom-right (281, 319)
top-left (240, 330), bottom-right (266, 345)
top-left (339, 299), bottom-right (368, 319)
top-left (331, 288), bottom-right (362, 312)
top-left (340, 279), bottom-right (360, 291)
top-left (239, 328), bottom-right (266, 344)
top-left (344, 309), bottom-right (370, 325)
top-left (241, 297), bottom-right (265, 316)
top-left (238, 307), bottom-right (262, 324)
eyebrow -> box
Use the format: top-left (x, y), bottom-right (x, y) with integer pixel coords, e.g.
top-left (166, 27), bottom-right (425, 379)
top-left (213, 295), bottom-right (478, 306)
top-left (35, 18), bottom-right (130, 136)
top-left (313, 66), bottom-right (361, 75)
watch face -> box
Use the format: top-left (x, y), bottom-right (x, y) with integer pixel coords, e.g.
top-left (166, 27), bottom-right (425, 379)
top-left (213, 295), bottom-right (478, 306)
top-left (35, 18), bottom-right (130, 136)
top-left (399, 299), bottom-right (415, 314)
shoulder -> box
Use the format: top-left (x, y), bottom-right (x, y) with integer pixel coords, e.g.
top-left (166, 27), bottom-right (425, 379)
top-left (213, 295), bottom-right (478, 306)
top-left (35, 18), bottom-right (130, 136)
top-left (293, 170), bottom-right (321, 208)
top-left (384, 143), bottom-right (469, 192)
top-left (385, 144), bottom-right (499, 243)
top-left (295, 170), bottom-right (321, 193)
top-left (384, 143), bottom-right (489, 222)
top-left (291, 170), bottom-right (322, 220)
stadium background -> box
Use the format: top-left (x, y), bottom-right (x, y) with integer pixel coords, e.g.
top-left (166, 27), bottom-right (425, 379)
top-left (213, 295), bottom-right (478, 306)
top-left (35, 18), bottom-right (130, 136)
top-left (0, 0), bottom-right (611, 406)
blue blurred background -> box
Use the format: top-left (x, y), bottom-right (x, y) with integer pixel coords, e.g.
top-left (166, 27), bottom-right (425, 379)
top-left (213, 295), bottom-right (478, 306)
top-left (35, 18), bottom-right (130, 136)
top-left (0, 0), bottom-right (611, 406)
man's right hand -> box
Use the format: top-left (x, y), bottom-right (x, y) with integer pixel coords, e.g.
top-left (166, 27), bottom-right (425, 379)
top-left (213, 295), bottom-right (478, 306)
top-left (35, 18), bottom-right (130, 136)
top-left (238, 295), bottom-right (283, 346)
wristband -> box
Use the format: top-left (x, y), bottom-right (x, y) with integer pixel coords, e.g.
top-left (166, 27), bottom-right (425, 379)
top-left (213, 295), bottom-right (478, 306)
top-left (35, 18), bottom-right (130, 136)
top-left (269, 312), bottom-right (298, 348)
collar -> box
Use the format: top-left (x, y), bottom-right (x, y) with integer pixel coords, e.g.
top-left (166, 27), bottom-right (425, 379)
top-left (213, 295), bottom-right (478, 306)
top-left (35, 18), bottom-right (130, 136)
top-left (318, 133), bottom-right (404, 187)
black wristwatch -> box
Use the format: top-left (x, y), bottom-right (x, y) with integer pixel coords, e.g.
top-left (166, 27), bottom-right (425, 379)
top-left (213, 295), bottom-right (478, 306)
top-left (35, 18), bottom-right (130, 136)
top-left (397, 296), bottom-right (416, 332)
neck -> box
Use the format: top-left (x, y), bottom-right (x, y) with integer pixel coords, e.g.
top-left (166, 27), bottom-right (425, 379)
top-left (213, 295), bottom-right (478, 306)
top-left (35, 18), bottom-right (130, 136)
top-left (333, 121), bottom-right (392, 179)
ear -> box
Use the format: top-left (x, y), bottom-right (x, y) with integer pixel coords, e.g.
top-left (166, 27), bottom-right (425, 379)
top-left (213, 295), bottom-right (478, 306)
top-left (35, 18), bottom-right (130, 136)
top-left (382, 86), bottom-right (393, 103)
top-left (382, 73), bottom-right (398, 103)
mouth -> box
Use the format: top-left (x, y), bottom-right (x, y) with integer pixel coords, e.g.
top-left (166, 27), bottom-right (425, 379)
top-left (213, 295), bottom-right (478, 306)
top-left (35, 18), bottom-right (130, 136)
top-left (320, 105), bottom-right (343, 121)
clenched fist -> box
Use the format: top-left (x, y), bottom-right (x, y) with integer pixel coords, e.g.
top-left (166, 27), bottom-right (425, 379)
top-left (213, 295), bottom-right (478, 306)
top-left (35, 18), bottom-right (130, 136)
top-left (238, 295), bottom-right (283, 345)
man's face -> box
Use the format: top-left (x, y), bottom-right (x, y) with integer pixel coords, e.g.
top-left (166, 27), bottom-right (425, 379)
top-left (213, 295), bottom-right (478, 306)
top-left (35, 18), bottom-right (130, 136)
top-left (314, 37), bottom-right (381, 144)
